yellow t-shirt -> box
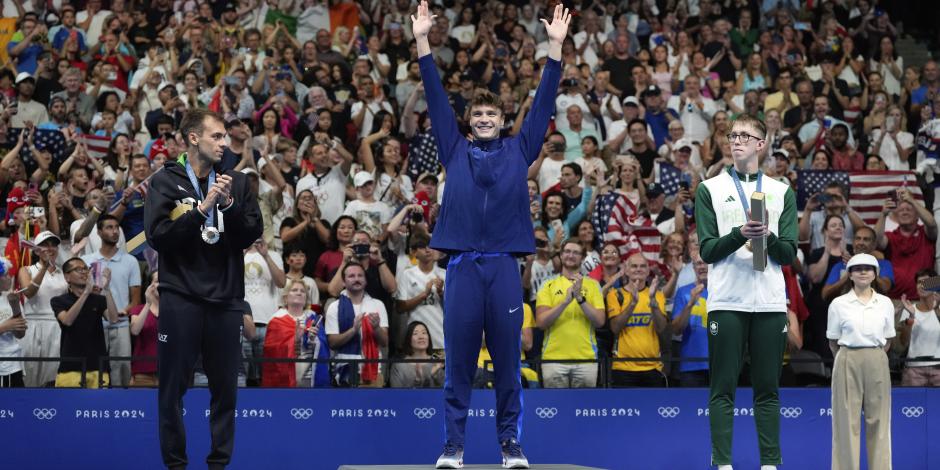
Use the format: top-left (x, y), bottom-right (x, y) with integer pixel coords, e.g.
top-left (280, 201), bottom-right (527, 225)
top-left (478, 304), bottom-right (538, 382)
top-left (535, 275), bottom-right (604, 360)
top-left (606, 287), bottom-right (666, 372)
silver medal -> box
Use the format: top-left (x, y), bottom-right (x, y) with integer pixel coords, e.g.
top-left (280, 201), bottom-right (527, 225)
top-left (202, 226), bottom-right (220, 244)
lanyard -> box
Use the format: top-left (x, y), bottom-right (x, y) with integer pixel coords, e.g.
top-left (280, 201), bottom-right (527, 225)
top-left (185, 158), bottom-right (216, 228)
top-left (730, 167), bottom-right (762, 218)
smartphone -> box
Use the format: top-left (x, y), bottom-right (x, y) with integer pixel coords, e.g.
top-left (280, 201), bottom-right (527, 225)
top-left (552, 142), bottom-right (566, 153)
top-left (107, 71), bottom-right (118, 81)
top-left (54, 182), bottom-right (64, 193)
top-left (224, 75), bottom-right (240, 86)
top-left (886, 116), bottom-right (898, 131)
top-left (352, 243), bottom-right (370, 257)
top-left (528, 89), bottom-right (536, 98)
top-left (27, 182), bottom-right (38, 193)
top-left (679, 180), bottom-right (690, 190)
top-left (815, 193), bottom-right (833, 204)
top-left (411, 211), bottom-right (424, 223)
top-left (823, 118), bottom-right (832, 129)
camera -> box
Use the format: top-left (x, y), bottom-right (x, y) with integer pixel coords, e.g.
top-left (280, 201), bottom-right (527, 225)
top-left (562, 78), bottom-right (578, 88)
top-left (29, 207), bottom-right (45, 219)
top-left (535, 238), bottom-right (548, 248)
top-left (352, 243), bottom-right (370, 257)
top-left (552, 142), bottom-right (566, 153)
top-left (816, 194), bottom-right (833, 204)
top-left (411, 211), bottom-right (424, 223)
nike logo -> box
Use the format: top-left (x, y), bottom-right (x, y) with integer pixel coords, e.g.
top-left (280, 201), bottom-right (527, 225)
top-left (509, 307), bottom-right (520, 314)
top-left (177, 185), bottom-right (189, 192)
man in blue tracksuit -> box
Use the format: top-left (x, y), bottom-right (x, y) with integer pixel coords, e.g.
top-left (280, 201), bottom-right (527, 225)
top-left (411, 2), bottom-right (570, 469)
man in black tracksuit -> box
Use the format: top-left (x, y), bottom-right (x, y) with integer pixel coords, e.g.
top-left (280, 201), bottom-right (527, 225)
top-left (144, 109), bottom-right (262, 469)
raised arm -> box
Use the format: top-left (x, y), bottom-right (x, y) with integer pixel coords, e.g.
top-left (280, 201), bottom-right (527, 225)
top-left (413, 1), bottom-right (460, 167)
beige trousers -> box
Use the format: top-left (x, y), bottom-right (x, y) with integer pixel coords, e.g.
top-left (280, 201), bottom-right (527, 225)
top-left (831, 347), bottom-right (892, 470)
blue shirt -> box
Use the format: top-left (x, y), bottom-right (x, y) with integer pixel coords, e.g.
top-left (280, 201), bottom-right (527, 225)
top-left (673, 282), bottom-right (709, 373)
top-left (419, 54), bottom-right (562, 255)
top-left (82, 249), bottom-right (142, 328)
top-left (824, 258), bottom-right (895, 287)
top-left (112, 191), bottom-right (146, 259)
top-left (645, 108), bottom-right (678, 148)
top-left (6, 41), bottom-right (43, 75)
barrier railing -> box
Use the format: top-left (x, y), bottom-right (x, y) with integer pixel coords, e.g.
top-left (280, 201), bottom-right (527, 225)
top-left (2, 352), bottom-right (929, 389)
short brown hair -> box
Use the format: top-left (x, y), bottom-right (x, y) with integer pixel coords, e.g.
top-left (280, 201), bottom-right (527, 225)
top-left (179, 109), bottom-right (225, 143)
top-left (730, 113), bottom-right (766, 139)
top-left (469, 88), bottom-right (503, 115)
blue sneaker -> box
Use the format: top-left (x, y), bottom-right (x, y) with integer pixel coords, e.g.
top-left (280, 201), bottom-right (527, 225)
top-left (500, 439), bottom-right (529, 469)
top-left (435, 442), bottom-right (464, 469)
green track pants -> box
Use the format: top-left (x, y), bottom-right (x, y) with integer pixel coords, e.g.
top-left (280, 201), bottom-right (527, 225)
top-left (707, 310), bottom-right (788, 466)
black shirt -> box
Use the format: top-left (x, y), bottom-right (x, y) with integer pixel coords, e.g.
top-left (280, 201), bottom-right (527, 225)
top-left (51, 291), bottom-right (108, 373)
top-left (629, 147), bottom-right (660, 180)
top-left (602, 56), bottom-right (641, 98)
top-left (280, 216), bottom-right (330, 277)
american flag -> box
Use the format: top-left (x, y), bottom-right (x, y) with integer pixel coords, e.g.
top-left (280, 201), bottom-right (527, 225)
top-left (77, 134), bottom-right (112, 159)
top-left (8, 128), bottom-right (68, 173)
top-left (658, 162), bottom-right (684, 196)
top-left (591, 192), bottom-right (662, 262)
top-left (406, 132), bottom-right (440, 183)
top-left (797, 169), bottom-right (924, 225)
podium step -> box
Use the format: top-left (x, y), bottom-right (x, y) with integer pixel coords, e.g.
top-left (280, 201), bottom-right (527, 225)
top-left (338, 466), bottom-right (607, 470)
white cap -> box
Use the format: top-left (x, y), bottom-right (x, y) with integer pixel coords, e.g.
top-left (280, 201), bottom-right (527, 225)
top-left (846, 253), bottom-right (878, 274)
top-left (33, 231), bottom-right (61, 246)
top-left (623, 96), bottom-right (640, 107)
top-left (240, 167), bottom-right (259, 177)
top-left (353, 171), bottom-right (375, 188)
top-left (672, 138), bottom-right (693, 151)
top-left (15, 72), bottom-right (34, 85)
top-left (534, 48), bottom-right (549, 62)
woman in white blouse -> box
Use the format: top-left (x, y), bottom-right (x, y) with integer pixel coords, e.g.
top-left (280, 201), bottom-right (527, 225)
top-left (897, 269), bottom-right (940, 386)
top-left (868, 104), bottom-right (914, 170)
top-left (827, 254), bottom-right (894, 470)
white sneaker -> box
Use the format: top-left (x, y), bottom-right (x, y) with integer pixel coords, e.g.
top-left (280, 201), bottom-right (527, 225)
top-left (760, 466), bottom-right (777, 470)
top-left (717, 466), bottom-right (734, 470)
top-left (501, 439), bottom-right (529, 469)
top-left (435, 442), bottom-right (464, 469)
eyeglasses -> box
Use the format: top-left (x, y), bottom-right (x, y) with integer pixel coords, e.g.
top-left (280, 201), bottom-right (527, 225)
top-left (65, 267), bottom-right (89, 274)
top-left (726, 133), bottom-right (763, 144)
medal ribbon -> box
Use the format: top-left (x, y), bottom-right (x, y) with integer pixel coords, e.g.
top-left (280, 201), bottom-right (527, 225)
top-left (185, 157), bottom-right (217, 228)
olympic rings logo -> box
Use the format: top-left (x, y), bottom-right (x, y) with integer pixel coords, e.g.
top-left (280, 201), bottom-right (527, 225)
top-left (535, 407), bottom-right (558, 419)
top-left (780, 407), bottom-right (802, 418)
top-left (901, 406), bottom-right (925, 418)
top-left (414, 408), bottom-right (437, 419)
top-left (657, 407), bottom-right (680, 418)
top-left (33, 408), bottom-right (57, 420)
top-left (290, 408), bottom-right (313, 420)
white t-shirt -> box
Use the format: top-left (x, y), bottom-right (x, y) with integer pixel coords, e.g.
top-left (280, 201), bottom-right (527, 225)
top-left (0, 294), bottom-right (22, 375)
top-left (75, 9), bottom-right (112, 48)
top-left (666, 95), bottom-right (716, 144)
top-left (395, 264), bottom-right (446, 349)
top-left (343, 199), bottom-right (392, 240)
top-left (295, 165), bottom-right (348, 224)
top-left (325, 292), bottom-right (389, 372)
top-left (554, 93), bottom-right (594, 131)
top-left (297, 6), bottom-right (331, 44)
top-left (23, 264), bottom-right (68, 319)
top-left (868, 129), bottom-right (915, 171)
top-left (356, 53), bottom-right (391, 85)
top-left (374, 172), bottom-right (414, 206)
top-left (244, 250), bottom-right (282, 325)
top-left (899, 308), bottom-right (940, 366)
top-left (282, 275), bottom-right (320, 308)
top-left (449, 25), bottom-right (476, 45)
top-left (529, 259), bottom-right (557, 302)
top-left (538, 157), bottom-right (567, 193)
top-left (573, 156), bottom-right (608, 189)
top-left (350, 100), bottom-right (395, 138)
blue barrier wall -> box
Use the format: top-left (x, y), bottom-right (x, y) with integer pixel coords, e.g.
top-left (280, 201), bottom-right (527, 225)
top-left (1, 388), bottom-right (936, 469)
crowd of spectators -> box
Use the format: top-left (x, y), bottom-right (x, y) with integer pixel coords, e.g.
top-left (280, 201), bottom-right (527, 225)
top-left (0, 0), bottom-right (939, 389)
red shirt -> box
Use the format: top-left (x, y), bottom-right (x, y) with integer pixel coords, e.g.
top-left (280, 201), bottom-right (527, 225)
top-left (886, 225), bottom-right (936, 299)
top-left (129, 304), bottom-right (157, 375)
top-left (830, 148), bottom-right (864, 171)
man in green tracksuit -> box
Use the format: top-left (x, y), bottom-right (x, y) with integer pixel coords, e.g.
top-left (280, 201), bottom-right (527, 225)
top-left (695, 114), bottom-right (798, 470)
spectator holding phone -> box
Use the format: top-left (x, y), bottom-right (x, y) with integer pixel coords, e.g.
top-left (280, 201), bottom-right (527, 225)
top-left (798, 181), bottom-right (865, 252)
top-left (51, 257), bottom-right (119, 387)
top-left (868, 104), bottom-right (914, 171)
top-left (797, 96), bottom-right (854, 158)
top-left (17, 231), bottom-right (67, 387)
